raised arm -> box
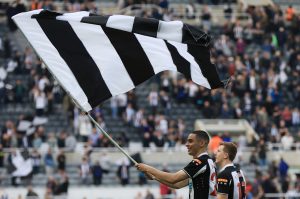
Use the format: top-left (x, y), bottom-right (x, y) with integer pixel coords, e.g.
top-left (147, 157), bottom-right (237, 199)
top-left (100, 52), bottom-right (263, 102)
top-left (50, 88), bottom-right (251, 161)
top-left (157, 177), bottom-right (189, 189)
top-left (136, 163), bottom-right (189, 185)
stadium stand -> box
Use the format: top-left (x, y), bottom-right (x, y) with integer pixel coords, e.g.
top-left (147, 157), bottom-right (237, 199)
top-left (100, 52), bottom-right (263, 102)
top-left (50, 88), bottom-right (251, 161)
top-left (0, 0), bottom-right (300, 198)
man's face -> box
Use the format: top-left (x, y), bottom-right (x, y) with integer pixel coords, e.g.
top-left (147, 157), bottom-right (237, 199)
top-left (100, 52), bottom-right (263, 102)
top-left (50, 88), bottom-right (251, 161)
top-left (215, 145), bottom-right (227, 165)
top-left (185, 134), bottom-right (201, 157)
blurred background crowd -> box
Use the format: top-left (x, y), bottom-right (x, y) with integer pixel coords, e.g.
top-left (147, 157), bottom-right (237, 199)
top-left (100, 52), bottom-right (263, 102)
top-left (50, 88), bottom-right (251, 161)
top-left (0, 0), bottom-right (300, 198)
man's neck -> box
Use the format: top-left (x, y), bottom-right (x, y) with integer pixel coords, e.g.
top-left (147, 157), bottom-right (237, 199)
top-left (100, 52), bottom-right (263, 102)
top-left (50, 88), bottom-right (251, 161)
top-left (219, 160), bottom-right (233, 171)
top-left (193, 148), bottom-right (207, 158)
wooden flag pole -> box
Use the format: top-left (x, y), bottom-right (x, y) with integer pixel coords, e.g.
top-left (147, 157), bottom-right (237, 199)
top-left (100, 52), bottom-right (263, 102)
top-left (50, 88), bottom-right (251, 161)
top-left (86, 113), bottom-right (138, 165)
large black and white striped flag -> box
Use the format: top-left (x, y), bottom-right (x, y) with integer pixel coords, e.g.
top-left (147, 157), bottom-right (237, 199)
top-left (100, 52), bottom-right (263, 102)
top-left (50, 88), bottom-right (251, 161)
top-left (13, 9), bottom-right (224, 112)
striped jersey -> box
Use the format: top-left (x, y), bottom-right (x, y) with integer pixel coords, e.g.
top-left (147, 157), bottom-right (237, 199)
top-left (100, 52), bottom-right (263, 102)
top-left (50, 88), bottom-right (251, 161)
top-left (183, 152), bottom-right (217, 199)
top-left (217, 164), bottom-right (246, 199)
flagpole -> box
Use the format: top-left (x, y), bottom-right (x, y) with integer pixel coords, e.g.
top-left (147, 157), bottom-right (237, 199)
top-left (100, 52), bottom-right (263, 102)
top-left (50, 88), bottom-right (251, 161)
top-left (86, 113), bottom-right (137, 165)
top-left (12, 24), bottom-right (138, 166)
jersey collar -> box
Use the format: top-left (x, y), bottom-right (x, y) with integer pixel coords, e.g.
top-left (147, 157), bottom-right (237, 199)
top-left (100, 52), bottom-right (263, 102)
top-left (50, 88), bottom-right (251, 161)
top-left (197, 152), bottom-right (208, 158)
top-left (219, 163), bottom-right (234, 172)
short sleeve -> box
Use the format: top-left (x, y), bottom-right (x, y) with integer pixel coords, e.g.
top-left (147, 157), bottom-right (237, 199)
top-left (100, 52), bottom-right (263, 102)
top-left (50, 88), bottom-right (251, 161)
top-left (183, 158), bottom-right (206, 178)
top-left (217, 172), bottom-right (230, 194)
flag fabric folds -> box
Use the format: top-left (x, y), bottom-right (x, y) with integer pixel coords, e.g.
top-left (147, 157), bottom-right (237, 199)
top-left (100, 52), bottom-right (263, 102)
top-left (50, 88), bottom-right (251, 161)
top-left (12, 9), bottom-right (224, 112)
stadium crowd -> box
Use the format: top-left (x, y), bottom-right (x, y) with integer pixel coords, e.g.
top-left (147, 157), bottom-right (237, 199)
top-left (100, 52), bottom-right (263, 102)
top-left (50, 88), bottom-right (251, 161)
top-left (0, 0), bottom-right (300, 198)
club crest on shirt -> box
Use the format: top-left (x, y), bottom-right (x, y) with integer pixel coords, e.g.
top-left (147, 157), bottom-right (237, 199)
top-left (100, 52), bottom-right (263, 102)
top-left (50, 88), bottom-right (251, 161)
top-left (192, 159), bottom-right (202, 165)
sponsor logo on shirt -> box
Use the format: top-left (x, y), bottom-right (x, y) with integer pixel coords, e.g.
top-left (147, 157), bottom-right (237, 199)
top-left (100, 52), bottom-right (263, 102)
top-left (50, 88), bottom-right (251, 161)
top-left (192, 159), bottom-right (202, 165)
top-left (218, 178), bottom-right (228, 184)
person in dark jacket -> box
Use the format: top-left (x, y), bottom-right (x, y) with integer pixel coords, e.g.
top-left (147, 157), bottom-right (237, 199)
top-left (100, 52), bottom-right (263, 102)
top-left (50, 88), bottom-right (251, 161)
top-left (92, 161), bottom-right (103, 185)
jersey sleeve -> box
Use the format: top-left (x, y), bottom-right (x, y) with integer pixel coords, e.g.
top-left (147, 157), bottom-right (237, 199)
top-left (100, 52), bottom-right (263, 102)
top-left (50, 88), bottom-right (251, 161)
top-left (183, 158), bottom-right (207, 178)
top-left (217, 171), bottom-right (231, 195)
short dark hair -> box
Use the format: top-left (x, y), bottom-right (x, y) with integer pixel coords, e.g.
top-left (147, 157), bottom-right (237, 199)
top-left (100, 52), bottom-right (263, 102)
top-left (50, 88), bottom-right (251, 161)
top-left (191, 130), bottom-right (210, 145)
top-left (220, 142), bottom-right (237, 161)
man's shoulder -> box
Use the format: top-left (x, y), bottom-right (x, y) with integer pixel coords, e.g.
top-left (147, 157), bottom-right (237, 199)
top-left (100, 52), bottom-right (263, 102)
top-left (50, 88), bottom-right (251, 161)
top-left (198, 154), bottom-right (213, 161)
top-left (218, 167), bottom-right (234, 178)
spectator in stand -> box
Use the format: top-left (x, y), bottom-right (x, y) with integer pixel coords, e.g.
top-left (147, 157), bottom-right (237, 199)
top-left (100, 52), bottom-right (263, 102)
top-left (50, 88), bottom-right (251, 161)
top-left (201, 5), bottom-right (212, 31)
top-left (110, 96), bottom-right (118, 119)
top-left (134, 108), bottom-right (145, 127)
top-left (34, 89), bottom-right (47, 116)
top-left (89, 127), bottom-right (100, 147)
top-left (138, 171), bottom-right (147, 186)
top-left (55, 172), bottom-right (69, 196)
top-left (44, 148), bottom-right (55, 175)
top-left (279, 157), bottom-right (289, 183)
top-left (258, 139), bottom-right (267, 167)
top-left (32, 133), bottom-right (42, 149)
top-left (124, 103), bottom-right (135, 126)
top-left (142, 132), bottom-right (151, 148)
top-left (26, 185), bottom-right (38, 199)
top-left (148, 88), bottom-right (159, 115)
top-left (175, 79), bottom-right (187, 103)
top-left (46, 176), bottom-right (57, 196)
top-left (117, 160), bottom-right (130, 186)
top-left (79, 157), bottom-right (90, 185)
top-left (202, 101), bottom-right (214, 118)
top-left (14, 80), bottom-right (26, 103)
top-left (117, 93), bottom-right (127, 117)
top-left (208, 133), bottom-right (222, 154)
top-left (281, 132), bottom-right (294, 150)
top-left (158, 0), bottom-right (168, 10)
top-left (292, 108), bottom-right (300, 126)
top-left (144, 189), bottom-right (155, 199)
top-left (159, 91), bottom-right (171, 116)
top-left (57, 131), bottom-right (66, 149)
top-left (249, 150), bottom-right (258, 165)
top-left (78, 113), bottom-right (92, 142)
top-left (285, 5), bottom-right (295, 22)
top-left (91, 161), bottom-right (103, 185)
top-left (282, 106), bottom-right (292, 127)
top-left (65, 132), bottom-right (77, 152)
top-left (47, 133), bottom-right (57, 150)
top-left (57, 150), bottom-right (66, 173)
top-left (262, 173), bottom-right (279, 196)
top-left (31, 149), bottom-right (41, 175)
top-left (153, 130), bottom-right (165, 147)
top-left (159, 164), bottom-right (171, 198)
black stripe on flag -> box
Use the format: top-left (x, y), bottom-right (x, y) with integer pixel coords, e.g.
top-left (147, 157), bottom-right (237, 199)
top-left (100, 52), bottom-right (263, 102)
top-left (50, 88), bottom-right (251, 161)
top-left (102, 26), bottom-right (155, 86)
top-left (188, 45), bottom-right (224, 89)
top-left (132, 17), bottom-right (159, 38)
top-left (32, 10), bottom-right (62, 19)
top-left (165, 41), bottom-right (191, 80)
top-left (36, 19), bottom-right (112, 108)
top-left (81, 15), bottom-right (109, 26)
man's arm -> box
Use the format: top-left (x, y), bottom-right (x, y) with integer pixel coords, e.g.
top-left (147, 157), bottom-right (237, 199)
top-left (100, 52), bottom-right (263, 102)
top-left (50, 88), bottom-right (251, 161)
top-left (153, 174), bottom-right (188, 189)
top-left (136, 163), bottom-right (189, 184)
top-left (217, 172), bottom-right (230, 199)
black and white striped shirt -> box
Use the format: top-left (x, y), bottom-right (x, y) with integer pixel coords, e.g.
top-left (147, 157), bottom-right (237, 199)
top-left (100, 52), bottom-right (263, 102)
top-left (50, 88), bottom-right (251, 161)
top-left (183, 152), bottom-right (217, 199)
top-left (217, 164), bottom-right (246, 199)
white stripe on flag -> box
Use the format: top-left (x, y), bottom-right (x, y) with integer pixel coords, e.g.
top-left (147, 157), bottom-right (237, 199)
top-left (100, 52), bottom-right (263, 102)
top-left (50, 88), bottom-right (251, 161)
top-left (168, 41), bottom-right (211, 89)
top-left (106, 15), bottom-right (135, 32)
top-left (134, 33), bottom-right (177, 74)
top-left (157, 20), bottom-right (183, 43)
top-left (69, 21), bottom-right (135, 96)
top-left (57, 11), bottom-right (90, 22)
top-left (12, 10), bottom-right (92, 111)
